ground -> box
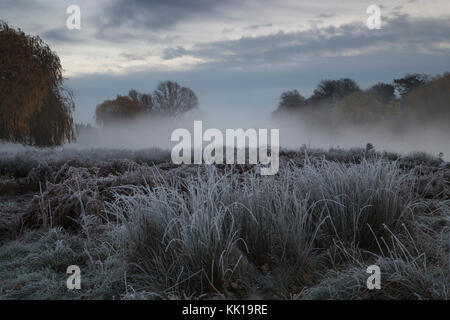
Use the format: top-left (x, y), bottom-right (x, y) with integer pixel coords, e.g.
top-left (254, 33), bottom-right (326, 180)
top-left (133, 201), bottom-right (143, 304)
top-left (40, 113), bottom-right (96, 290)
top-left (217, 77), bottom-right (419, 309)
top-left (0, 147), bottom-right (448, 299)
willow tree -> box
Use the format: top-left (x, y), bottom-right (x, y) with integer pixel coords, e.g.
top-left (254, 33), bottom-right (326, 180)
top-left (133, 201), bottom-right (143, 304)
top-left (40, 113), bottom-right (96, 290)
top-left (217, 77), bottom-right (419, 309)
top-left (0, 21), bottom-right (75, 146)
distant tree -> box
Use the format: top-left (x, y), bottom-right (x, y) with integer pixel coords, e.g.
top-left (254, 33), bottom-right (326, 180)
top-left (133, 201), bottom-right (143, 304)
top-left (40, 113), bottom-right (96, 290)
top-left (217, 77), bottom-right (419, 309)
top-left (76, 122), bottom-right (99, 143)
top-left (95, 82), bottom-right (197, 125)
top-left (128, 89), bottom-right (139, 102)
top-left (128, 89), bottom-right (153, 113)
top-left (95, 95), bottom-right (141, 126)
top-left (403, 72), bottom-right (450, 127)
top-left (334, 91), bottom-right (401, 125)
top-left (271, 79), bottom-right (360, 124)
top-left (278, 90), bottom-right (306, 110)
top-left (369, 83), bottom-right (396, 103)
top-left (139, 93), bottom-right (153, 112)
top-left (152, 81), bottom-right (198, 117)
top-left (393, 73), bottom-right (429, 98)
top-left (0, 21), bottom-right (75, 146)
top-left (310, 78), bottom-right (360, 103)
top-left (76, 122), bottom-right (97, 134)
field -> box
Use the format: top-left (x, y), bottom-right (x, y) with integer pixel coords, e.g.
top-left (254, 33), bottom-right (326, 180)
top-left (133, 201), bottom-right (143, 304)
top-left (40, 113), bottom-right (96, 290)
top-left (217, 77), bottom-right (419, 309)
top-left (0, 147), bottom-right (448, 299)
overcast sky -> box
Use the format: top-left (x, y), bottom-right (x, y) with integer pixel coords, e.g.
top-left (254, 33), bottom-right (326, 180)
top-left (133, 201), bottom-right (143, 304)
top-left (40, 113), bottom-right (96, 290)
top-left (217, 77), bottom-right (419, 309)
top-left (1, 0), bottom-right (449, 125)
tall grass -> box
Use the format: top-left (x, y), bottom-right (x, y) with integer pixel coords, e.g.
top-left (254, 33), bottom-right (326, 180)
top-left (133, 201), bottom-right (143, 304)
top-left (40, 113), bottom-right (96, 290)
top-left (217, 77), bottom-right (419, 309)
top-left (1, 151), bottom-right (448, 299)
top-left (103, 158), bottom-right (426, 298)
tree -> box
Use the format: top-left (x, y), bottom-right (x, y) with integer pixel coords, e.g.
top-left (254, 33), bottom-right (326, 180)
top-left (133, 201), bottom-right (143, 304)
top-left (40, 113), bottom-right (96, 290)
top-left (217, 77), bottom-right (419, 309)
top-left (334, 91), bottom-right (401, 126)
top-left (139, 93), bottom-right (153, 112)
top-left (271, 79), bottom-right (360, 125)
top-left (76, 122), bottom-right (97, 135)
top-left (128, 89), bottom-right (139, 102)
top-left (310, 78), bottom-right (360, 103)
top-left (94, 82), bottom-right (198, 125)
top-left (0, 21), bottom-right (75, 146)
top-left (128, 89), bottom-right (153, 112)
top-left (393, 73), bottom-right (428, 98)
top-left (28, 87), bottom-right (76, 146)
top-left (278, 90), bottom-right (305, 110)
top-left (403, 73), bottom-right (450, 127)
top-left (152, 81), bottom-right (198, 117)
top-left (95, 95), bottom-right (141, 126)
top-left (369, 83), bottom-right (396, 103)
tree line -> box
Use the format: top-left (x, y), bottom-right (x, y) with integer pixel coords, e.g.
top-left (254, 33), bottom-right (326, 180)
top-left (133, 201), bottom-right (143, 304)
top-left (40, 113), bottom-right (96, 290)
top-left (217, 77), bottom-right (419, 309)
top-left (2, 20), bottom-right (448, 148)
top-left (0, 21), bottom-right (199, 146)
top-left (272, 73), bottom-right (450, 131)
top-left (94, 81), bottom-right (198, 127)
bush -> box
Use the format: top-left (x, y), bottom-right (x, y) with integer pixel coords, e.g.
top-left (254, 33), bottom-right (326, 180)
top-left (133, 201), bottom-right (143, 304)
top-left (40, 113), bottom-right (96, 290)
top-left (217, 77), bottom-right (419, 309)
top-left (103, 159), bottom-right (421, 297)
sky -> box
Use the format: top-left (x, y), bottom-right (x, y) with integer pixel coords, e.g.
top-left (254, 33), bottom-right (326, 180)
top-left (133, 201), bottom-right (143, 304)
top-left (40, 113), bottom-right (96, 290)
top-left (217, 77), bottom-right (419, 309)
top-left (1, 0), bottom-right (450, 125)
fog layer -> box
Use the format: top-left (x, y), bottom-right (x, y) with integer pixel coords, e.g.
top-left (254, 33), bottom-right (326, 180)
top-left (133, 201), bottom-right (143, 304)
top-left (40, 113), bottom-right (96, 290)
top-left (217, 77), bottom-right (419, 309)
top-left (1, 107), bottom-right (445, 160)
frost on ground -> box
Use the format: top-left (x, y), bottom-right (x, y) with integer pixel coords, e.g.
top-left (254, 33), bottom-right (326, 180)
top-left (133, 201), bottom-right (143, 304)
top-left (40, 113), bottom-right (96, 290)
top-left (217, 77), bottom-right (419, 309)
top-left (0, 147), bottom-right (448, 299)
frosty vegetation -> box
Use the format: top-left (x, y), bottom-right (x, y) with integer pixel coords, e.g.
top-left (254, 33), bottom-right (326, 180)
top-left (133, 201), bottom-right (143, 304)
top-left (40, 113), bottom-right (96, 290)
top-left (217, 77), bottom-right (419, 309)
top-left (0, 147), bottom-right (448, 299)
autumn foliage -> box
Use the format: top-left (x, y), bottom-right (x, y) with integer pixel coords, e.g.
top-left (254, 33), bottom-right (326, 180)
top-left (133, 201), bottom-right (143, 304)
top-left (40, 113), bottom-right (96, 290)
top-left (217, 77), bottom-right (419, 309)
top-left (94, 81), bottom-right (198, 126)
top-left (0, 21), bottom-right (75, 146)
top-left (95, 95), bottom-right (141, 126)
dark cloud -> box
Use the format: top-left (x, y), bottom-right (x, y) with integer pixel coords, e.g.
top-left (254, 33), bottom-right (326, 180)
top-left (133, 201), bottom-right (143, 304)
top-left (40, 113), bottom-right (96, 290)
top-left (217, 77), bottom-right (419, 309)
top-left (0, 0), bottom-right (40, 10)
top-left (169, 15), bottom-right (450, 69)
top-left (244, 23), bottom-right (273, 30)
top-left (102, 0), bottom-right (234, 30)
top-left (93, 28), bottom-right (162, 43)
top-left (42, 29), bottom-right (85, 44)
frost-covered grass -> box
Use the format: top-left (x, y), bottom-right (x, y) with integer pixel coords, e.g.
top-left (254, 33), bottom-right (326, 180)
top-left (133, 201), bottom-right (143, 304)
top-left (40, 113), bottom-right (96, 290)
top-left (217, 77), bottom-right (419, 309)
top-left (0, 228), bottom-right (126, 299)
top-left (0, 148), bottom-right (171, 179)
top-left (0, 148), bottom-right (448, 299)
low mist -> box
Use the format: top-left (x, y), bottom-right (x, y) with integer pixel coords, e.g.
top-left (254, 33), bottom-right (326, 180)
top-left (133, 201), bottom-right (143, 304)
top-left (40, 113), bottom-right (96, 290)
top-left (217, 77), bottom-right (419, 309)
top-left (2, 108), bottom-right (445, 160)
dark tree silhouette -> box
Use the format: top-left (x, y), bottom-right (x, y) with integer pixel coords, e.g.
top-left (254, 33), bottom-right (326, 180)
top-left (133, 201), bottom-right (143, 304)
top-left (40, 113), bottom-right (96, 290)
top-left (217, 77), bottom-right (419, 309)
top-left (94, 83), bottom-right (198, 125)
top-left (369, 83), bottom-right (396, 102)
top-left (128, 89), bottom-right (139, 102)
top-left (310, 78), bottom-right (360, 103)
top-left (271, 73), bottom-right (449, 132)
top-left (139, 93), bottom-right (153, 112)
top-left (29, 87), bottom-right (76, 146)
top-left (152, 81), bottom-right (198, 117)
top-left (0, 21), bottom-right (75, 146)
top-left (393, 73), bottom-right (429, 98)
top-left (278, 90), bottom-right (306, 110)
top-left (128, 89), bottom-right (153, 112)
